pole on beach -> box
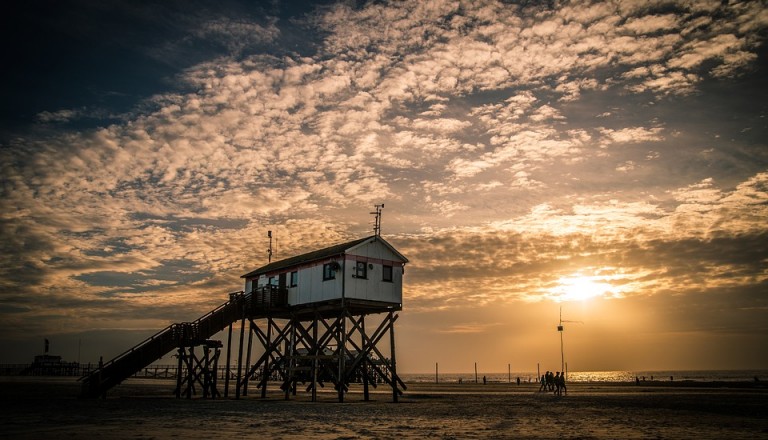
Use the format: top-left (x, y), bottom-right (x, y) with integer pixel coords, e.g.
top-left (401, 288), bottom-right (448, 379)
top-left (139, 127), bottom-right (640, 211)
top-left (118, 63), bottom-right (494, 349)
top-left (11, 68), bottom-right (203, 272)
top-left (559, 306), bottom-right (565, 374)
top-left (508, 364), bottom-right (511, 383)
top-left (474, 362), bottom-right (478, 383)
top-left (435, 362), bottom-right (439, 384)
top-left (537, 363), bottom-right (540, 379)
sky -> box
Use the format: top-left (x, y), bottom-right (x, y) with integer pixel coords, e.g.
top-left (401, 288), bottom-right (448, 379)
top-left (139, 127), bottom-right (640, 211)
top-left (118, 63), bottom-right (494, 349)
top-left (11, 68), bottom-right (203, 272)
top-left (1, 0), bottom-right (767, 375)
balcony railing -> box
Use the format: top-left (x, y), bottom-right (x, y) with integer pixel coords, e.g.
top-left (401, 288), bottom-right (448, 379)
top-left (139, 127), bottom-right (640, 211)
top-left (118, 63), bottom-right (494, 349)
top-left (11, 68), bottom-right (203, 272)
top-left (250, 284), bottom-right (288, 310)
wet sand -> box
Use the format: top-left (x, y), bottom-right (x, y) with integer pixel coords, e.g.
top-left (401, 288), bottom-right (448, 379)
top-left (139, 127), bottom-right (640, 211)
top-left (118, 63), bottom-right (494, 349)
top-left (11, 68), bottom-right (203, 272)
top-left (1, 377), bottom-right (766, 439)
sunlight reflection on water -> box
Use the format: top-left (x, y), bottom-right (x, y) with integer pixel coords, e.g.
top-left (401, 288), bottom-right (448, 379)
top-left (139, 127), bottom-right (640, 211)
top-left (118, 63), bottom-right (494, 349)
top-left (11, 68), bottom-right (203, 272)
top-left (402, 369), bottom-right (768, 384)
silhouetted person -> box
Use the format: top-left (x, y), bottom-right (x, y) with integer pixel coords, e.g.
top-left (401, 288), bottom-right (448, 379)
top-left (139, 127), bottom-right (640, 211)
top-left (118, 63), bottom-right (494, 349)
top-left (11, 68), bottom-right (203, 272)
top-left (538, 374), bottom-right (546, 392)
top-left (516, 377), bottom-right (521, 385)
top-left (483, 375), bottom-right (487, 385)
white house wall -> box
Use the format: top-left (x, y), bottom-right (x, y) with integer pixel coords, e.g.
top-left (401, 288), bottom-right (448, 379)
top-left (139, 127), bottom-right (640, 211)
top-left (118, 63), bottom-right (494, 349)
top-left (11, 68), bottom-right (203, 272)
top-left (244, 239), bottom-right (404, 307)
top-left (292, 259), bottom-right (343, 305)
top-left (343, 240), bottom-right (403, 304)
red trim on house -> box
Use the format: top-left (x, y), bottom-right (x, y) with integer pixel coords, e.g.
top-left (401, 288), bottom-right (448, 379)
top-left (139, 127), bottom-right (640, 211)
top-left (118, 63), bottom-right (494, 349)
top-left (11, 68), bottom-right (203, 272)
top-left (247, 255), bottom-right (404, 280)
top-left (345, 255), bottom-right (404, 267)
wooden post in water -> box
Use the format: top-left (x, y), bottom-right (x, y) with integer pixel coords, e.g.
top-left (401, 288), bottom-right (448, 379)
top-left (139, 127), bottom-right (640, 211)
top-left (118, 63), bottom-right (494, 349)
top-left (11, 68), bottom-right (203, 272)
top-left (474, 362), bottom-right (478, 383)
top-left (508, 364), bottom-right (511, 383)
top-left (435, 362), bottom-right (438, 384)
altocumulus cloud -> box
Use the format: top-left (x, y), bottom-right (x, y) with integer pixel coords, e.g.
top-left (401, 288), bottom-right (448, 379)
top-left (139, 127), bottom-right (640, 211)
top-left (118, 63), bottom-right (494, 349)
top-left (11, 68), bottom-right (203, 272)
top-left (0, 0), bottom-right (766, 367)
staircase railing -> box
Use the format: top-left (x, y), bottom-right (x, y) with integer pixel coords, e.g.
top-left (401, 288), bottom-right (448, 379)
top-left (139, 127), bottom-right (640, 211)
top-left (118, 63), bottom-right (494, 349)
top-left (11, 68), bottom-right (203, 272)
top-left (79, 291), bottom-right (247, 398)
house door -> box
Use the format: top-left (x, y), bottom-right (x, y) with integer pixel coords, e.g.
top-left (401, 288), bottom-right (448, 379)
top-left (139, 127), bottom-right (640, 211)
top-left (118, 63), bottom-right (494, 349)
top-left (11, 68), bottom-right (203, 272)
top-left (279, 273), bottom-right (287, 289)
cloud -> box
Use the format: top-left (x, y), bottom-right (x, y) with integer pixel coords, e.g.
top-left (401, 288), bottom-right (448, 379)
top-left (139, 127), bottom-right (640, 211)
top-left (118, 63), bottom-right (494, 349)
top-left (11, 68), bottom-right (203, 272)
top-left (436, 322), bottom-right (504, 334)
top-left (194, 16), bottom-right (280, 56)
top-left (1, 0), bottom-right (766, 351)
top-left (599, 126), bottom-right (664, 145)
top-left (36, 109), bottom-right (81, 123)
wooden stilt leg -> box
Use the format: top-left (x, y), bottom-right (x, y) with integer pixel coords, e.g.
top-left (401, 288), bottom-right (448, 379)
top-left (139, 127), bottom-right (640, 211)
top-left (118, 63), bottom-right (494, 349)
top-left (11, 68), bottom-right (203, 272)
top-left (175, 347), bottom-right (183, 399)
top-left (186, 346), bottom-right (194, 399)
top-left (244, 320), bottom-right (254, 396)
top-left (312, 313), bottom-right (318, 402)
top-left (212, 346), bottom-right (220, 398)
top-left (389, 311), bottom-right (399, 403)
top-left (286, 318), bottom-right (295, 401)
top-left (224, 322), bottom-right (233, 398)
top-left (338, 310), bottom-right (346, 403)
top-left (261, 318), bottom-right (272, 398)
top-left (235, 316), bottom-right (245, 399)
top-left (362, 315), bottom-right (370, 401)
top-left (203, 346), bottom-right (210, 398)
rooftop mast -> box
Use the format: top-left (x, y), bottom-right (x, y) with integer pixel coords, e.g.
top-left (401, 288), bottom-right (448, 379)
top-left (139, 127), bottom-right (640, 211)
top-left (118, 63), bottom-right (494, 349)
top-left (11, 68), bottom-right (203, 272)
top-left (371, 204), bottom-right (384, 237)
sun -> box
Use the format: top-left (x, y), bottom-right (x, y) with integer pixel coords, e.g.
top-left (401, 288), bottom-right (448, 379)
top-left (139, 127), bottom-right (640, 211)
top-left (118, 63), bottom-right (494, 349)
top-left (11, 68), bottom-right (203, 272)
top-left (548, 273), bottom-right (617, 302)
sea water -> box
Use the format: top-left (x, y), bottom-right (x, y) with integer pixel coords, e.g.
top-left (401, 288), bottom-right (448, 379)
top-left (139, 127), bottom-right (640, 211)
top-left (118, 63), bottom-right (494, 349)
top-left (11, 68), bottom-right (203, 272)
top-left (401, 369), bottom-right (768, 384)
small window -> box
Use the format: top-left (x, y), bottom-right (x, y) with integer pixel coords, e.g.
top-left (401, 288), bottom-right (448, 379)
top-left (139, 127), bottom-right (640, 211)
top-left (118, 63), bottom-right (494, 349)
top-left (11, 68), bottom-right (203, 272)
top-left (383, 265), bottom-right (393, 282)
top-left (323, 263), bottom-right (336, 281)
top-left (290, 271), bottom-right (298, 287)
top-left (354, 261), bottom-right (367, 279)
top-left (268, 276), bottom-right (277, 286)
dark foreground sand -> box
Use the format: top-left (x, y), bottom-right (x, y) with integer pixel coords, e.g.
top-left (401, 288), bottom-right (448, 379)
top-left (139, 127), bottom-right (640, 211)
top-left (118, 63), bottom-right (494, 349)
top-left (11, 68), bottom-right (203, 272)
top-left (1, 377), bottom-right (766, 439)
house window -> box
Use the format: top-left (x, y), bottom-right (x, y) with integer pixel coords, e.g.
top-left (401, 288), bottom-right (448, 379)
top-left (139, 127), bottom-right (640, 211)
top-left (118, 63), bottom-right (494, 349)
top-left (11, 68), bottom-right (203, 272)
top-left (354, 261), bottom-right (367, 279)
top-left (382, 265), bottom-right (393, 282)
top-left (290, 271), bottom-right (298, 287)
top-left (323, 263), bottom-right (336, 281)
top-left (268, 276), bottom-right (277, 286)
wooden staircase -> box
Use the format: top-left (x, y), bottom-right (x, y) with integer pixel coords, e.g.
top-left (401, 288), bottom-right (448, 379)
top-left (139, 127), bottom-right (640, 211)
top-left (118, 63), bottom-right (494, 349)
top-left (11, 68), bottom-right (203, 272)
top-left (79, 291), bottom-right (246, 398)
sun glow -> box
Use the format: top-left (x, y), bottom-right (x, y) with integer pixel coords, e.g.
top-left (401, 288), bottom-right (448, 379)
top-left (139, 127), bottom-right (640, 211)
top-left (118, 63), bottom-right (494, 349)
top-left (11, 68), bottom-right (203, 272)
top-left (548, 274), bottom-right (618, 302)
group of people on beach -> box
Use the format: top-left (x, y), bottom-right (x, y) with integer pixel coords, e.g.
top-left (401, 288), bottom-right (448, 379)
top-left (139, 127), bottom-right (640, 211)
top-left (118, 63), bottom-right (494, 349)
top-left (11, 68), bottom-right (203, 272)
top-left (538, 371), bottom-right (566, 396)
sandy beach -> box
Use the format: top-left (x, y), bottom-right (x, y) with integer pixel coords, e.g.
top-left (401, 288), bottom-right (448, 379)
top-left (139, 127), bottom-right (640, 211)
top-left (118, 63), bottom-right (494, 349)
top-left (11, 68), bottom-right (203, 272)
top-left (1, 377), bottom-right (766, 439)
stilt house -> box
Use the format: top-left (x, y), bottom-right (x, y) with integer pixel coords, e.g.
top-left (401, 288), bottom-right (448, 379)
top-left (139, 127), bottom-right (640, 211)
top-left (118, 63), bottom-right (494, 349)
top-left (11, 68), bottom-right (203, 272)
top-left (81, 234), bottom-right (409, 401)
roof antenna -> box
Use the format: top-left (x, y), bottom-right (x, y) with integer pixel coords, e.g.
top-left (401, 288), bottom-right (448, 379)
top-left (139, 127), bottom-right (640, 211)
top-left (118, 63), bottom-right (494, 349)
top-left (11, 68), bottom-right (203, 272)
top-left (371, 204), bottom-right (384, 237)
top-left (267, 230), bottom-right (273, 263)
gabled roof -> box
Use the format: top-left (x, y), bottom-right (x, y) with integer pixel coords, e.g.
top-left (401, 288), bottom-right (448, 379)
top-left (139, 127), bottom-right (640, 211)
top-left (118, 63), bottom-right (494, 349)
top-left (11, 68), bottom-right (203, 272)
top-left (241, 235), bottom-right (408, 278)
